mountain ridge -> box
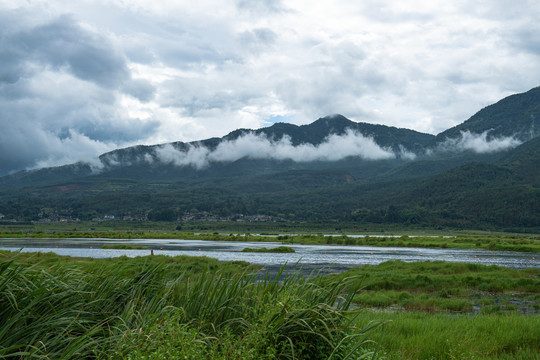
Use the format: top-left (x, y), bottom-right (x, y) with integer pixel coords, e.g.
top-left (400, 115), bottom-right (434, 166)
top-left (0, 86), bottom-right (539, 230)
top-left (435, 86), bottom-right (540, 142)
top-left (3, 85), bottom-right (538, 186)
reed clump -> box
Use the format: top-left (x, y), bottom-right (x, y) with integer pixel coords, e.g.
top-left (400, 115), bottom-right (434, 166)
top-left (0, 251), bottom-right (380, 359)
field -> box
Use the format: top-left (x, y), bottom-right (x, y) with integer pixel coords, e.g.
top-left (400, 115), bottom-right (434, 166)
top-left (1, 246), bottom-right (539, 359)
top-left (357, 311), bottom-right (540, 359)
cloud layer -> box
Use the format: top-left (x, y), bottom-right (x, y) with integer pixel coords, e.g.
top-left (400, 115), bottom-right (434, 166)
top-left (95, 126), bottom-right (523, 173)
top-left (154, 130), bottom-right (395, 169)
top-left (1, 1), bottom-right (539, 175)
top-left (437, 131), bottom-right (522, 154)
top-left (132, 128), bottom-right (521, 171)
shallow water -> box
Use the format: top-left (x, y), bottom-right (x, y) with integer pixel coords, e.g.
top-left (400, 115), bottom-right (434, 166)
top-left (0, 238), bottom-right (538, 273)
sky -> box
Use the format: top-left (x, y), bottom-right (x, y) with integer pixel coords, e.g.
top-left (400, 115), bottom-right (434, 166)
top-left (1, 0), bottom-right (539, 175)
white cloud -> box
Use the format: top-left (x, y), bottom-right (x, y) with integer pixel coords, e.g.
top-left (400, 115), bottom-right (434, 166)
top-left (155, 143), bottom-right (210, 169)
top-left (438, 130), bottom-right (522, 154)
top-left (31, 130), bottom-right (116, 170)
top-left (152, 130), bottom-right (395, 169)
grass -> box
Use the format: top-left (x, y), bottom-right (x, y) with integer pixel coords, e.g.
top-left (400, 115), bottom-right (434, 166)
top-left (242, 246), bottom-right (295, 253)
top-left (320, 260), bottom-right (540, 314)
top-left (356, 311), bottom-right (540, 359)
top-left (0, 250), bottom-right (380, 359)
top-left (1, 250), bottom-right (538, 359)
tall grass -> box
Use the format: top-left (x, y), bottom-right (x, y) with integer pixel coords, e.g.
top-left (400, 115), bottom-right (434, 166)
top-left (115, 266), bottom-right (383, 360)
top-left (355, 311), bottom-right (540, 359)
top-left (0, 253), bottom-right (171, 359)
top-left (0, 252), bottom-right (380, 359)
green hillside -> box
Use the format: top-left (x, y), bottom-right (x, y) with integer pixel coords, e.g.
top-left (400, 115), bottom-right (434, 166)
top-left (0, 87), bottom-right (539, 230)
top-left (436, 86), bottom-right (540, 142)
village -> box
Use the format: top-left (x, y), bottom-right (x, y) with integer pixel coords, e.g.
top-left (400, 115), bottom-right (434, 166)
top-left (0, 209), bottom-right (288, 224)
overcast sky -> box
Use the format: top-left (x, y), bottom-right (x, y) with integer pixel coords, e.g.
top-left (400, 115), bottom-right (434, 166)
top-left (1, 0), bottom-right (539, 175)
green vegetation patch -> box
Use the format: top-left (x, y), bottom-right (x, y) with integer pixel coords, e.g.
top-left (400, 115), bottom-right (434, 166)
top-left (357, 311), bottom-right (540, 359)
top-left (0, 250), bottom-right (381, 360)
top-left (242, 246), bottom-right (295, 253)
top-left (321, 260), bottom-right (540, 314)
top-left (329, 260), bottom-right (540, 293)
top-left (2, 227), bottom-right (539, 253)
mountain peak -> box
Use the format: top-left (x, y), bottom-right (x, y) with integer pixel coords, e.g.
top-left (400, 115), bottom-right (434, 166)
top-left (306, 114), bottom-right (356, 133)
top-left (313, 114), bottom-right (353, 125)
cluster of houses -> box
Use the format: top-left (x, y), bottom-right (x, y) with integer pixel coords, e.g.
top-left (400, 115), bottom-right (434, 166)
top-left (91, 214), bottom-right (148, 222)
top-left (0, 209), bottom-right (288, 223)
top-left (181, 212), bottom-right (288, 222)
top-left (89, 212), bottom-right (287, 223)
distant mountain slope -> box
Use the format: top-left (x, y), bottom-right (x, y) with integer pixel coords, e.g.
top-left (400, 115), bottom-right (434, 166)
top-left (499, 136), bottom-right (540, 183)
top-left (1, 86), bottom-right (539, 230)
top-left (226, 115), bottom-right (435, 152)
top-left (410, 135), bottom-right (540, 196)
top-left (435, 86), bottom-right (540, 142)
top-left (397, 160), bottom-right (539, 228)
top-left (378, 152), bottom-right (504, 182)
top-left (500, 135), bottom-right (540, 166)
top-left (98, 114), bottom-right (434, 166)
top-left (0, 162), bottom-right (94, 190)
top-left (0, 115), bottom-right (433, 190)
top-left (387, 135), bottom-right (540, 228)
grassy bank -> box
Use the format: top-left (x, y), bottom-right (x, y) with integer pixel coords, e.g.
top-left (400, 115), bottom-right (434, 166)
top-left (357, 311), bottom-right (540, 359)
top-left (0, 251), bottom-right (379, 359)
top-left (323, 260), bottom-right (540, 313)
top-left (1, 250), bottom-right (539, 359)
top-left (339, 260), bottom-right (540, 358)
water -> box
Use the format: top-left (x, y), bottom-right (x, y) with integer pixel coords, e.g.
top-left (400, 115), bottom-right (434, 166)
top-left (0, 238), bottom-right (538, 273)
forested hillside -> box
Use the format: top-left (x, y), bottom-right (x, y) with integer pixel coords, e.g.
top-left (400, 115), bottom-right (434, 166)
top-left (0, 87), bottom-right (539, 231)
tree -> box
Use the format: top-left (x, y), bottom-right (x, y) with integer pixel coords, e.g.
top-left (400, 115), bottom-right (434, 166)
top-left (148, 208), bottom-right (177, 221)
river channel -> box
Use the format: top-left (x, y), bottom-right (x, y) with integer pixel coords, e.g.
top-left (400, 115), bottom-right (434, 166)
top-left (0, 238), bottom-right (538, 275)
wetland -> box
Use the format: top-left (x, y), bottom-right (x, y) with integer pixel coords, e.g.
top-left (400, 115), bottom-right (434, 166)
top-left (1, 228), bottom-right (539, 359)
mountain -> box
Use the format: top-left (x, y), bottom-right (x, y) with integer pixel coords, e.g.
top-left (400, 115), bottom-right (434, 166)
top-left (499, 135), bottom-right (540, 182)
top-left (228, 115), bottom-right (435, 152)
top-left (0, 86), bottom-right (539, 230)
top-left (435, 86), bottom-right (540, 143)
top-left (0, 115), bottom-right (434, 190)
top-left (96, 115), bottom-right (434, 167)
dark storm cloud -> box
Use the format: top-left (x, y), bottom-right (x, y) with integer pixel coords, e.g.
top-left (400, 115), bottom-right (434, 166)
top-left (0, 13), bottom-right (155, 97)
top-left (76, 118), bottom-right (160, 143)
top-left (3, 15), bottom-right (127, 87)
top-left (0, 12), bottom-right (158, 175)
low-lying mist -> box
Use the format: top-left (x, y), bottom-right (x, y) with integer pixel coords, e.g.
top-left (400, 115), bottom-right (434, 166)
top-left (153, 130), bottom-right (397, 169)
top-left (94, 128), bottom-right (525, 171)
top-left (436, 130), bottom-right (522, 154)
